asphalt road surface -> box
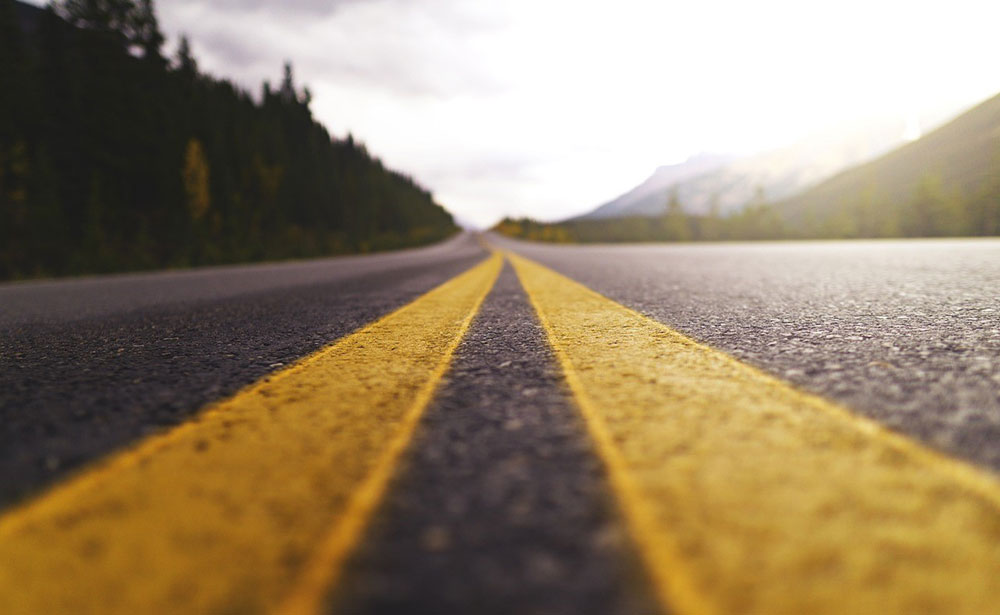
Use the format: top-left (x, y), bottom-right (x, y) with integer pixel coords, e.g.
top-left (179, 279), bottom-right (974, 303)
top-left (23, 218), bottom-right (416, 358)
top-left (491, 235), bottom-right (1000, 473)
top-left (0, 233), bottom-right (487, 506)
top-left (329, 264), bottom-right (659, 615)
top-left (2, 233), bottom-right (1000, 615)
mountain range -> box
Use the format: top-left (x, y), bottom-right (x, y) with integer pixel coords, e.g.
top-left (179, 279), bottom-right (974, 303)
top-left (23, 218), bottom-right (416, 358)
top-left (497, 90), bottom-right (1000, 242)
top-left (573, 109), bottom-right (963, 221)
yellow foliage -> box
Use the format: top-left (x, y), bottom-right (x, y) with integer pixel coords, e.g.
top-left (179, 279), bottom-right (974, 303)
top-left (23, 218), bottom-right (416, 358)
top-left (182, 138), bottom-right (211, 221)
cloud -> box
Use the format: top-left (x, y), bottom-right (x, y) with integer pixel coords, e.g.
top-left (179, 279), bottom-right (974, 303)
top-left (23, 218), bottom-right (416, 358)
top-left (159, 0), bottom-right (505, 99)
top-left (154, 0), bottom-right (565, 227)
top-left (177, 0), bottom-right (379, 19)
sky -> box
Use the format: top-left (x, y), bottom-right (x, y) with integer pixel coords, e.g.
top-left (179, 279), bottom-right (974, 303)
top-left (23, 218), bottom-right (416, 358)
top-left (31, 0), bottom-right (1000, 227)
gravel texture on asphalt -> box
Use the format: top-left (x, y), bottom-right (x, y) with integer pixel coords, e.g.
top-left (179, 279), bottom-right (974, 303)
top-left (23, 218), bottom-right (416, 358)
top-left (494, 235), bottom-right (1000, 473)
top-left (329, 264), bottom-right (661, 615)
top-left (0, 234), bottom-right (486, 508)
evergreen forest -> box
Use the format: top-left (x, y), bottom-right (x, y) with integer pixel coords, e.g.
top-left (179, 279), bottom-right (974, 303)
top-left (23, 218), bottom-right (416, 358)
top-left (0, 0), bottom-right (456, 280)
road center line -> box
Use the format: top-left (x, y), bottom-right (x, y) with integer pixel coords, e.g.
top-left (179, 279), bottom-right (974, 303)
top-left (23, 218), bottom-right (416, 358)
top-left (508, 251), bottom-right (1000, 615)
top-left (0, 252), bottom-right (503, 615)
top-left (326, 263), bottom-right (661, 615)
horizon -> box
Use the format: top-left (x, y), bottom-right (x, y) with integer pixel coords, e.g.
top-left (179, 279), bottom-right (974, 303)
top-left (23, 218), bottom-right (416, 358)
top-left (22, 0), bottom-right (1000, 228)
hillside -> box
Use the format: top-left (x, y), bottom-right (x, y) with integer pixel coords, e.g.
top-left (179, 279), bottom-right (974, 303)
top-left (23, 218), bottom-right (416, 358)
top-left (573, 117), bottom-right (912, 221)
top-left (0, 0), bottom-right (455, 280)
top-left (778, 93), bottom-right (1000, 237)
top-left (496, 91), bottom-right (1000, 243)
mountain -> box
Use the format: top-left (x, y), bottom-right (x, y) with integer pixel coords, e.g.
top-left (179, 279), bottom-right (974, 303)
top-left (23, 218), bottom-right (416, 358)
top-left (580, 153), bottom-right (734, 219)
top-left (573, 115), bottom-right (933, 221)
top-left (496, 91), bottom-right (1000, 243)
top-left (777, 92), bottom-right (1000, 236)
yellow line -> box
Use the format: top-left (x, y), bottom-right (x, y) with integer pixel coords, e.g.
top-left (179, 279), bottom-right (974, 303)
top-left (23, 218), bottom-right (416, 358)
top-left (508, 251), bottom-right (1000, 615)
top-left (0, 252), bottom-right (503, 615)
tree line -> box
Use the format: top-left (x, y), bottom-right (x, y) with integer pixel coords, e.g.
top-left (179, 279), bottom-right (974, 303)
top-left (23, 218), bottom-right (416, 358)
top-left (0, 0), bottom-right (456, 280)
top-left (494, 170), bottom-right (1000, 244)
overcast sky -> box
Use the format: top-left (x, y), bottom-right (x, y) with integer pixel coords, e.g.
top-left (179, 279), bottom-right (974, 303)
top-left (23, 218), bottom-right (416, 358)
top-left (33, 0), bottom-right (1000, 226)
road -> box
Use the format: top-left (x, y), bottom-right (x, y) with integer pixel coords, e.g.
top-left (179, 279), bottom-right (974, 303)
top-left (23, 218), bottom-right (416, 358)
top-left (490, 235), bottom-right (1000, 472)
top-left (1, 234), bottom-right (999, 614)
top-left (0, 233), bottom-right (487, 506)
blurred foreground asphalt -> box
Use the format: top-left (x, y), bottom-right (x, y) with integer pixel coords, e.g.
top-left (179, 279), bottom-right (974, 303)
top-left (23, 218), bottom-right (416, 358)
top-left (3, 234), bottom-right (1000, 615)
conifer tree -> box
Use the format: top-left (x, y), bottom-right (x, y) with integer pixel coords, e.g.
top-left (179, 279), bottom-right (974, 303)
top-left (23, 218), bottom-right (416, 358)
top-left (174, 35), bottom-right (197, 76)
top-left (2, 0), bottom-right (455, 279)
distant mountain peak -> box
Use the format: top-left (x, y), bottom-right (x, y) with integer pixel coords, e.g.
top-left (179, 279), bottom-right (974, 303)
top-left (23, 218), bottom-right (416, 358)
top-left (570, 113), bottom-right (948, 222)
top-left (575, 153), bottom-right (735, 220)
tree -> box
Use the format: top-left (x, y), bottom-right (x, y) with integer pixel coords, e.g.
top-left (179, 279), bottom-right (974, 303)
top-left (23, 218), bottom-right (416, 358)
top-left (133, 0), bottom-right (164, 62)
top-left (57, 0), bottom-right (164, 59)
top-left (0, 0), bottom-right (34, 277)
top-left (904, 174), bottom-right (954, 237)
top-left (174, 35), bottom-right (197, 76)
top-left (2, 1), bottom-right (456, 279)
top-left (279, 61), bottom-right (297, 103)
top-left (182, 138), bottom-right (210, 221)
top-left (0, 0), bottom-right (29, 141)
top-left (702, 193), bottom-right (723, 240)
top-left (661, 188), bottom-right (690, 241)
top-left (57, 0), bottom-right (135, 45)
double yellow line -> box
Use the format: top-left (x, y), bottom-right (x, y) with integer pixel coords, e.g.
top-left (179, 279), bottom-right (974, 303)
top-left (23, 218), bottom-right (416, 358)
top-left (0, 254), bottom-right (503, 615)
top-left (2, 249), bottom-right (1000, 615)
top-left (510, 253), bottom-right (1000, 615)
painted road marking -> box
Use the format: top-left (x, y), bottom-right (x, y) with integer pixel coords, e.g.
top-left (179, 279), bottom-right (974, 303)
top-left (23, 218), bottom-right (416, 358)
top-left (509, 251), bottom-right (1000, 615)
top-left (0, 252), bottom-right (502, 615)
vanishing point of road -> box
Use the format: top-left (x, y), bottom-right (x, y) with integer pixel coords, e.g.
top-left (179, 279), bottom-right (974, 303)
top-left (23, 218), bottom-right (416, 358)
top-left (2, 233), bottom-right (1000, 614)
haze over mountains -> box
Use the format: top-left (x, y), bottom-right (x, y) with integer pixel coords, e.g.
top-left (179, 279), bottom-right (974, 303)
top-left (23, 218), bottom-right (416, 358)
top-left (779, 91), bottom-right (1000, 235)
top-left (574, 108), bottom-right (961, 221)
top-left (578, 153), bottom-right (735, 219)
top-left (498, 89), bottom-right (1000, 243)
